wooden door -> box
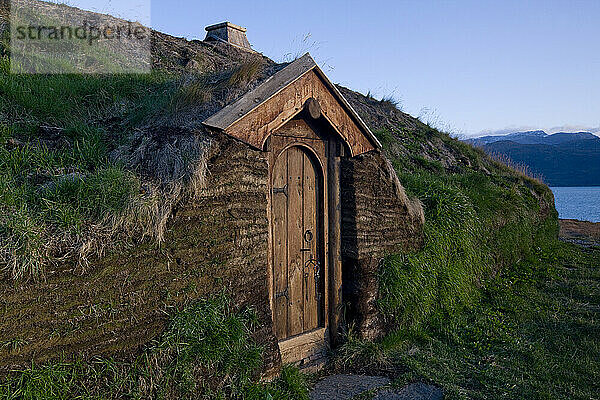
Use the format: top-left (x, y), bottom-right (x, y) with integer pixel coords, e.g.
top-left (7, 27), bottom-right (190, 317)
top-left (272, 146), bottom-right (324, 340)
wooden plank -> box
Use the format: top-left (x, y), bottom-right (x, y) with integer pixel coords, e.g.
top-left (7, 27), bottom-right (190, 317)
top-left (269, 129), bottom-right (327, 172)
top-left (327, 139), bottom-right (343, 346)
top-left (223, 71), bottom-right (376, 156)
top-left (272, 152), bottom-right (288, 340)
top-left (274, 119), bottom-right (322, 140)
top-left (287, 147), bottom-right (304, 336)
top-left (302, 151), bottom-right (318, 331)
top-left (278, 327), bottom-right (328, 364)
top-left (311, 67), bottom-right (382, 148)
top-left (321, 145), bottom-right (329, 334)
top-left (203, 53), bottom-right (316, 130)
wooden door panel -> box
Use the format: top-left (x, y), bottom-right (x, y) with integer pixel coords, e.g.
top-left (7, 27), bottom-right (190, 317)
top-left (287, 147), bottom-right (304, 336)
top-left (272, 145), bottom-right (324, 341)
top-left (272, 153), bottom-right (288, 339)
top-left (302, 151), bottom-right (319, 331)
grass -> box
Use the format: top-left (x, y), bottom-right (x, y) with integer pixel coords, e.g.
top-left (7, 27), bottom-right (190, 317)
top-left (0, 56), bottom-right (223, 279)
top-left (486, 150), bottom-right (545, 183)
top-left (0, 67), bottom-right (172, 278)
top-left (0, 43), bottom-right (270, 279)
top-left (378, 169), bottom-right (555, 331)
top-left (370, 123), bottom-right (556, 333)
top-left (0, 293), bottom-right (311, 399)
top-left (347, 242), bottom-right (600, 399)
top-left (378, 172), bottom-right (486, 329)
top-left (337, 187), bottom-right (598, 399)
top-left (335, 122), bottom-right (600, 398)
top-left (0, 130), bottom-right (143, 277)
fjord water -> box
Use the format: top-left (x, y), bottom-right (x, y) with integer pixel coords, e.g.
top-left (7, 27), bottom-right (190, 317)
top-left (550, 187), bottom-right (600, 222)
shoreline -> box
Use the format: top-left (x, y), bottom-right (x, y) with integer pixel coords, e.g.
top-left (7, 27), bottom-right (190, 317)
top-left (559, 218), bottom-right (600, 247)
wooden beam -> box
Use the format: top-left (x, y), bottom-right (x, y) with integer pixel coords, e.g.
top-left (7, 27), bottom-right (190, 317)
top-left (278, 327), bottom-right (328, 364)
top-left (328, 139), bottom-right (343, 346)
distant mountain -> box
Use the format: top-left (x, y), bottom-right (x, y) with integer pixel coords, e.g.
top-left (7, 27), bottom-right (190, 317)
top-left (469, 130), bottom-right (598, 146)
top-left (465, 131), bottom-right (600, 186)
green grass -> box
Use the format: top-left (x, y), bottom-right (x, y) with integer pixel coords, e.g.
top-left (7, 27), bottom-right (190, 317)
top-left (375, 243), bottom-right (600, 399)
top-left (339, 217), bottom-right (599, 398)
top-left (336, 123), bottom-right (599, 398)
top-left (0, 294), bottom-right (311, 400)
top-left (378, 169), bottom-right (556, 331)
top-left (0, 67), bottom-right (173, 126)
top-left (0, 64), bottom-right (190, 278)
top-left (0, 49), bottom-right (263, 279)
top-left (0, 149), bottom-right (142, 277)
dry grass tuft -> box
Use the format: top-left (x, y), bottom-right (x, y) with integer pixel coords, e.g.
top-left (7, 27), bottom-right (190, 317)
top-left (170, 75), bottom-right (214, 112)
top-left (110, 129), bottom-right (213, 244)
top-left (384, 157), bottom-right (425, 225)
top-left (167, 57), bottom-right (265, 123)
top-left (0, 128), bottom-right (213, 279)
top-left (487, 150), bottom-right (545, 184)
top-left (228, 59), bottom-right (265, 88)
top-left (380, 95), bottom-right (401, 112)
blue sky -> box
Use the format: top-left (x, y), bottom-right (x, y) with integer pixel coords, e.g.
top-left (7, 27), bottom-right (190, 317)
top-left (53, 0), bottom-right (600, 137)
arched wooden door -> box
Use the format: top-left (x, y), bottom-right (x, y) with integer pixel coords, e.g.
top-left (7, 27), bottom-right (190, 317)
top-left (271, 146), bottom-right (324, 340)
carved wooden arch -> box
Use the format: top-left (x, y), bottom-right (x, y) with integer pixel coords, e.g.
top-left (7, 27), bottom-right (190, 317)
top-left (270, 141), bottom-right (327, 173)
top-left (203, 53), bottom-right (381, 157)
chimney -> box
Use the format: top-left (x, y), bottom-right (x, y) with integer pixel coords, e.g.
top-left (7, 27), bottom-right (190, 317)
top-left (204, 22), bottom-right (252, 51)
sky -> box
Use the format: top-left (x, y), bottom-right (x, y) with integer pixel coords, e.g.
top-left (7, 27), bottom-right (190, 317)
top-left (51, 0), bottom-right (600, 137)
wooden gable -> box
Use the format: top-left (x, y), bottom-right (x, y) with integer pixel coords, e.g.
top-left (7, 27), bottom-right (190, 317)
top-left (203, 53), bottom-right (380, 156)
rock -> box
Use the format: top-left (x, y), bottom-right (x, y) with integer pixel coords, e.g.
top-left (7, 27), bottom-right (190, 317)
top-left (374, 382), bottom-right (443, 400)
top-left (310, 374), bottom-right (390, 400)
top-left (38, 125), bottom-right (65, 137)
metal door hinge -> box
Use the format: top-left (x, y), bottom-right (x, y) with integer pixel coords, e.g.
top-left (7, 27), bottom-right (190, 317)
top-left (272, 184), bottom-right (288, 197)
top-left (275, 287), bottom-right (289, 301)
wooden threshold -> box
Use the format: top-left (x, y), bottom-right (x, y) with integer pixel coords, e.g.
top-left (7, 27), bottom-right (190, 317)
top-left (278, 327), bottom-right (328, 365)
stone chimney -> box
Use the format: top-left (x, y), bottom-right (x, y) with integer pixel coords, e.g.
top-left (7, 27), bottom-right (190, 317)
top-left (204, 22), bottom-right (252, 51)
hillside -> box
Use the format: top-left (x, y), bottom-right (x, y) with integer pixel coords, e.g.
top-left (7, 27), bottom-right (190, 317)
top-left (0, 2), bottom-right (583, 399)
top-left (466, 131), bottom-right (600, 186)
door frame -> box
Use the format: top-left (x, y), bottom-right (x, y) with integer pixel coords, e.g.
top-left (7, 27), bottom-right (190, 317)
top-left (267, 134), bottom-right (331, 362)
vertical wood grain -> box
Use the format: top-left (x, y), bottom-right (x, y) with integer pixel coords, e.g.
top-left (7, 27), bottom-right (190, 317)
top-left (287, 147), bottom-right (304, 336)
top-left (328, 139), bottom-right (342, 345)
top-left (272, 153), bottom-right (288, 339)
top-left (303, 151), bottom-right (318, 331)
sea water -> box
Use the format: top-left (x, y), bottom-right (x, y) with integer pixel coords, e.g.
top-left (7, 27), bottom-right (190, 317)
top-left (550, 187), bottom-right (600, 222)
